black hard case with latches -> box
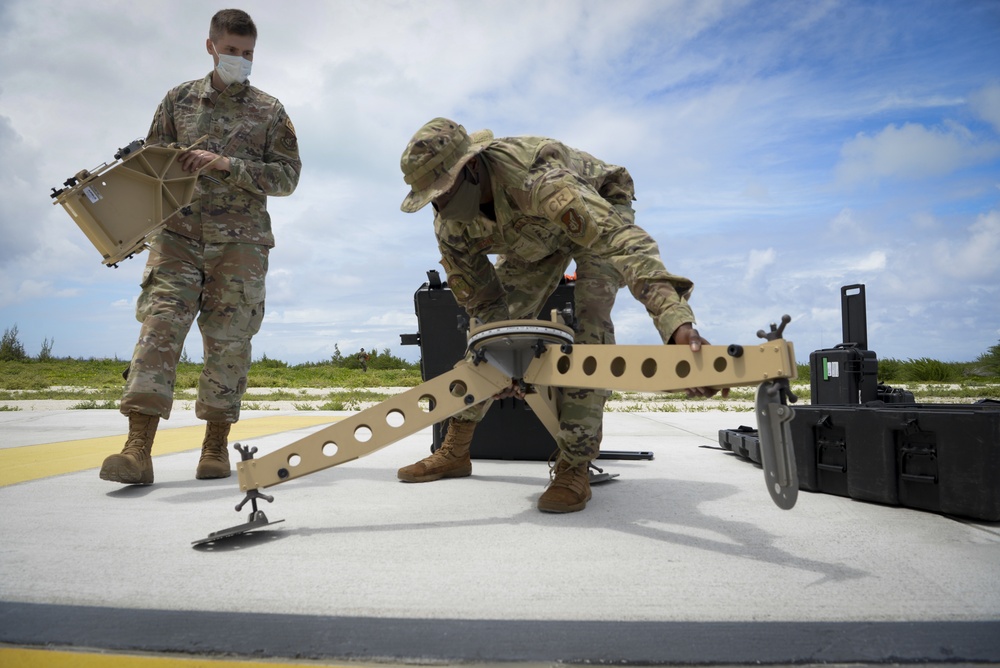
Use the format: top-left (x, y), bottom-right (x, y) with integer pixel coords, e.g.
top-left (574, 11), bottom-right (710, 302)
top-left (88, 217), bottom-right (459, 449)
top-left (402, 272), bottom-right (575, 460)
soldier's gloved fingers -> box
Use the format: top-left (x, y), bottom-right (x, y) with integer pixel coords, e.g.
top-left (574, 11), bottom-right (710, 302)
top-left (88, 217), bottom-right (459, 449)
top-left (684, 385), bottom-right (720, 398)
top-left (492, 385), bottom-right (513, 400)
top-left (493, 381), bottom-right (528, 400)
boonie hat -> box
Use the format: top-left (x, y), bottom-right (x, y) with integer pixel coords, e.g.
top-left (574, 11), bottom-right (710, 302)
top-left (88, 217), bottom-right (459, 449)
top-left (400, 117), bottom-right (493, 213)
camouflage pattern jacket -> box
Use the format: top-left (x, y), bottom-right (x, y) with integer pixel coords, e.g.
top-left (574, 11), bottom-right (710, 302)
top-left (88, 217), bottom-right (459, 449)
top-left (147, 73), bottom-right (301, 247)
top-left (435, 136), bottom-right (695, 336)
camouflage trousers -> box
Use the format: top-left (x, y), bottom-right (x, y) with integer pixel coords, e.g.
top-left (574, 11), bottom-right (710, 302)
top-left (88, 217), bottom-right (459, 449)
top-left (454, 241), bottom-right (625, 468)
top-left (120, 229), bottom-right (268, 422)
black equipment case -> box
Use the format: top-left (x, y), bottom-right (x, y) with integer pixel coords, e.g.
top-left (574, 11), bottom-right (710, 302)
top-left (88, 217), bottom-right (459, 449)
top-left (720, 283), bottom-right (1000, 521)
top-left (809, 285), bottom-right (879, 405)
top-left (719, 401), bottom-right (1000, 521)
top-left (401, 270), bottom-right (575, 460)
top-left (788, 401), bottom-right (1000, 520)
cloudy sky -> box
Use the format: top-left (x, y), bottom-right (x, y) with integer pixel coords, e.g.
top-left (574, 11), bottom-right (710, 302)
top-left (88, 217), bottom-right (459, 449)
top-left (1, 0), bottom-right (998, 367)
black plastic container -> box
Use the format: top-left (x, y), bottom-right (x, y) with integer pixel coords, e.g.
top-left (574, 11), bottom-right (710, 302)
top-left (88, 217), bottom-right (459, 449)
top-left (721, 401), bottom-right (1000, 520)
top-left (792, 402), bottom-right (1000, 520)
top-left (809, 285), bottom-right (880, 405)
top-left (401, 271), bottom-right (574, 460)
top-left (809, 345), bottom-right (879, 405)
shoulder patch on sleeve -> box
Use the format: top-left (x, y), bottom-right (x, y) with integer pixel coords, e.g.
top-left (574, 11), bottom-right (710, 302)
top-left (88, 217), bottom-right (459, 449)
top-left (560, 208), bottom-right (587, 238)
top-left (541, 186), bottom-right (577, 221)
top-left (447, 275), bottom-right (473, 301)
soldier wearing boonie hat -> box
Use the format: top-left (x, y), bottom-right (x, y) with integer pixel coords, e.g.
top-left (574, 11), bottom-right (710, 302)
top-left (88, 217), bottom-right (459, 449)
top-left (400, 118), bottom-right (494, 213)
top-left (397, 116), bottom-right (723, 514)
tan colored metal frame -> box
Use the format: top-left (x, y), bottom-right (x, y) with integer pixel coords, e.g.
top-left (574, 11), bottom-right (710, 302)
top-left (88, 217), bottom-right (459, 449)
top-left (52, 136), bottom-right (211, 266)
top-left (236, 318), bottom-right (796, 495)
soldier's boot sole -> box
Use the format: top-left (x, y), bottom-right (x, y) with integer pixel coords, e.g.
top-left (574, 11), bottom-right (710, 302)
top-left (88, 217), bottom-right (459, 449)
top-left (537, 487), bottom-right (592, 513)
top-left (397, 459), bottom-right (472, 483)
top-left (538, 460), bottom-right (592, 513)
top-left (398, 419), bottom-right (476, 483)
top-left (195, 461), bottom-right (232, 479)
top-left (99, 453), bottom-right (153, 485)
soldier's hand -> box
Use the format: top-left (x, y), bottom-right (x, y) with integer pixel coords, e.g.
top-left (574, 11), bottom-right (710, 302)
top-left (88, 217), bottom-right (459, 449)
top-left (670, 323), bottom-right (729, 399)
top-left (179, 149), bottom-right (230, 173)
top-left (493, 381), bottom-right (527, 400)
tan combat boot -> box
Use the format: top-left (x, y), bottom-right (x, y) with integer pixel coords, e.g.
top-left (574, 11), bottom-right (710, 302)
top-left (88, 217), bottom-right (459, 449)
top-left (196, 422), bottom-right (232, 479)
top-left (99, 412), bottom-right (159, 485)
top-left (397, 419), bottom-right (476, 482)
top-left (538, 455), bottom-right (592, 513)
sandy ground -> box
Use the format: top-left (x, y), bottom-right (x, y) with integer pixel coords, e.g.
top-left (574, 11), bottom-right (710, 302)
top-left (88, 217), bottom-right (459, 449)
top-left (0, 384), bottom-right (773, 413)
top-left (3, 379), bottom-right (997, 414)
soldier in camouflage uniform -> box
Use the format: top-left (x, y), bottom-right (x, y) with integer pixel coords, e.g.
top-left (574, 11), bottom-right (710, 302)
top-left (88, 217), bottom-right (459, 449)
top-left (397, 118), bottom-right (720, 513)
top-left (100, 9), bottom-right (301, 485)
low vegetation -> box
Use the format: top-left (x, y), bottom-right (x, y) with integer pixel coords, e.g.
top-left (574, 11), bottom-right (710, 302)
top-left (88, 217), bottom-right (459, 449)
top-left (0, 324), bottom-right (997, 411)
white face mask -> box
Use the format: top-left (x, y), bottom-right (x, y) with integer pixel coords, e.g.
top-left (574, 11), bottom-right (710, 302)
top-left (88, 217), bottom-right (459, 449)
top-left (212, 44), bottom-right (252, 85)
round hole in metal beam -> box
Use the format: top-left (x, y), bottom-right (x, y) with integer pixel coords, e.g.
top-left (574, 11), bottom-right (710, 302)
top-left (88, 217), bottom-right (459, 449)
top-left (354, 425), bottom-right (373, 442)
top-left (714, 356), bottom-right (727, 373)
top-left (557, 355), bottom-right (571, 374)
top-left (386, 409), bottom-right (405, 428)
top-left (322, 442), bottom-right (338, 457)
top-left (582, 356), bottom-right (598, 375)
top-left (417, 395), bottom-right (434, 413)
top-left (641, 358), bottom-right (657, 378)
top-left (610, 357), bottom-right (627, 377)
top-left (449, 381), bottom-right (467, 398)
top-left (287, 453), bottom-right (302, 467)
top-left (676, 360), bottom-right (691, 378)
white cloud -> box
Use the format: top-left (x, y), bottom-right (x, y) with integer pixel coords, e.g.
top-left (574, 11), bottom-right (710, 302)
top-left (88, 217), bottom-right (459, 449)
top-left (969, 82), bottom-right (1000, 134)
top-left (836, 121), bottom-right (1000, 185)
top-left (931, 209), bottom-right (1000, 280)
top-left (744, 248), bottom-right (776, 282)
top-left (828, 208), bottom-right (863, 235)
top-left (1, 0), bottom-right (999, 366)
top-left (852, 251), bottom-right (887, 274)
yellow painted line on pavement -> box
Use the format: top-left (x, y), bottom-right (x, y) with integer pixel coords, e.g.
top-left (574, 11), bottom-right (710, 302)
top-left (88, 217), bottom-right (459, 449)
top-left (0, 647), bottom-right (369, 667)
top-left (0, 414), bottom-right (342, 488)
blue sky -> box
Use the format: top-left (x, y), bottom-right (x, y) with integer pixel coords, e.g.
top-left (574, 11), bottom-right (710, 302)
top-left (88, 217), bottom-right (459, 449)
top-left (1, 0), bottom-right (998, 366)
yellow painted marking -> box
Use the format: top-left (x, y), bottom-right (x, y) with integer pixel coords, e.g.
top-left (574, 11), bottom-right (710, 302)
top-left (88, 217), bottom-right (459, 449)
top-left (0, 415), bottom-right (342, 488)
top-left (0, 647), bottom-right (366, 667)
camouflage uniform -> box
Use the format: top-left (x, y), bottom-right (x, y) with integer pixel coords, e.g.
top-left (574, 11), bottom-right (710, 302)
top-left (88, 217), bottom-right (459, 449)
top-left (120, 73), bottom-right (301, 422)
top-left (433, 134), bottom-right (695, 466)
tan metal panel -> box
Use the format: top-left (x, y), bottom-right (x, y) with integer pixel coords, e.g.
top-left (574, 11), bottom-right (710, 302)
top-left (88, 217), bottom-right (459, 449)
top-left (524, 341), bottom-right (797, 392)
top-left (237, 359), bottom-right (511, 491)
top-left (52, 138), bottom-right (208, 266)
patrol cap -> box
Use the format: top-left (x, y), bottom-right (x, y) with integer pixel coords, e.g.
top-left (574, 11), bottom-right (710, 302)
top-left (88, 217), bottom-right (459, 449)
top-left (400, 117), bottom-right (493, 213)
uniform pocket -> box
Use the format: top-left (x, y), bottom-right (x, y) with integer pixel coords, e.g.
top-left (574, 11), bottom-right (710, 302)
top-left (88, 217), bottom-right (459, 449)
top-left (227, 278), bottom-right (266, 339)
top-left (507, 218), bottom-right (563, 263)
top-left (134, 265), bottom-right (158, 323)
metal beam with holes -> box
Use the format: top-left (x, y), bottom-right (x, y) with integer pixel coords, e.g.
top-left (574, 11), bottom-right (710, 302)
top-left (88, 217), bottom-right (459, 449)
top-left (236, 318), bottom-right (796, 497)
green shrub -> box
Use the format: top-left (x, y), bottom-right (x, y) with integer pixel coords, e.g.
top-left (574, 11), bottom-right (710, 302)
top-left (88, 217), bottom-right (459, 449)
top-left (38, 337), bottom-right (54, 361)
top-left (0, 325), bottom-right (27, 362)
top-left (878, 357), bottom-right (904, 382)
top-left (71, 399), bottom-right (119, 410)
top-left (975, 340), bottom-right (1000, 377)
top-left (795, 363), bottom-right (810, 382)
top-left (253, 352), bottom-right (288, 368)
top-left (902, 357), bottom-right (956, 382)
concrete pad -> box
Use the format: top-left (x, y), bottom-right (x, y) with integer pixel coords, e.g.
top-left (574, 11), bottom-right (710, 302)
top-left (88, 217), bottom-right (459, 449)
top-left (0, 409), bottom-right (998, 665)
